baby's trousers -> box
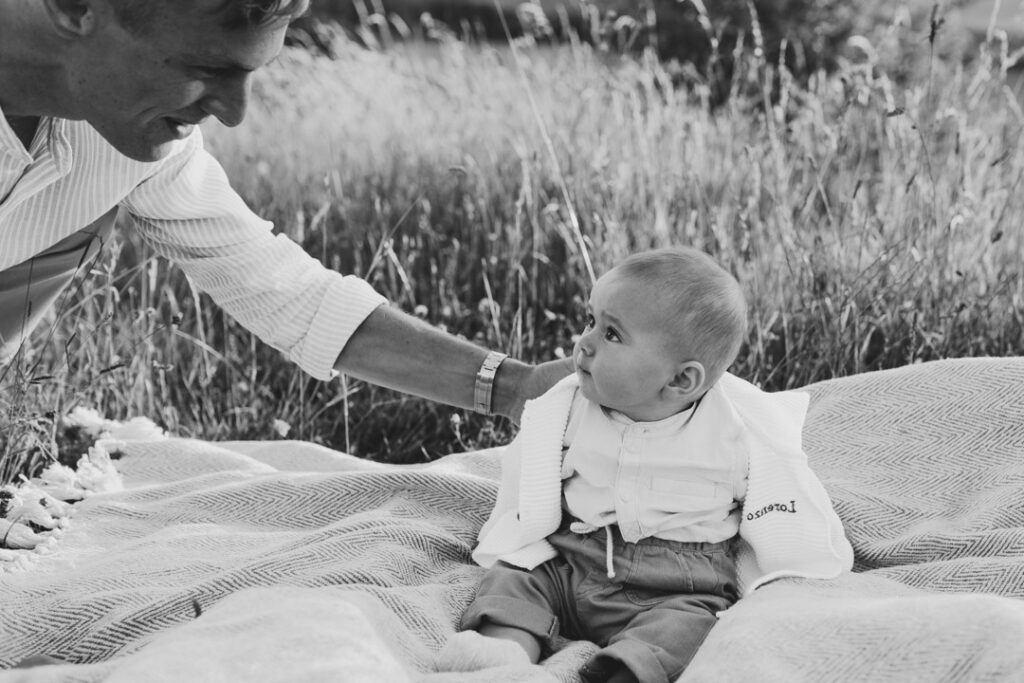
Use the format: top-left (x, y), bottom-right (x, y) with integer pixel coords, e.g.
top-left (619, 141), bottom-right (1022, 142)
top-left (461, 524), bottom-right (739, 683)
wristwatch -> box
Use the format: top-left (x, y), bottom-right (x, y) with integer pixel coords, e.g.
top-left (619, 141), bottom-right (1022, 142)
top-left (473, 351), bottom-right (508, 415)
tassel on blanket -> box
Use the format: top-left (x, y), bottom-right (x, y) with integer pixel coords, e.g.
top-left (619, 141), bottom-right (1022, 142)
top-left (1, 410), bottom-right (163, 571)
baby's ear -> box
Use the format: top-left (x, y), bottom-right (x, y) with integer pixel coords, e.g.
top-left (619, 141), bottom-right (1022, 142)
top-left (667, 361), bottom-right (706, 398)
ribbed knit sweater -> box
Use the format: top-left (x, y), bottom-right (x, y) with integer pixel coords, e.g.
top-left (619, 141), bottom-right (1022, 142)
top-left (473, 373), bottom-right (855, 596)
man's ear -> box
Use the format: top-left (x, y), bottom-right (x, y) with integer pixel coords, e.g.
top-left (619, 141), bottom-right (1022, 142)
top-left (44, 0), bottom-right (99, 37)
top-left (666, 361), bottom-right (706, 398)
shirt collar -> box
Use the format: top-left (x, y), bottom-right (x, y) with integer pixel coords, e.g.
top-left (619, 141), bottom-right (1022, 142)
top-left (0, 110), bottom-right (73, 176)
top-left (43, 116), bottom-right (72, 174)
top-left (0, 105), bottom-right (34, 165)
top-left (602, 400), bottom-right (698, 433)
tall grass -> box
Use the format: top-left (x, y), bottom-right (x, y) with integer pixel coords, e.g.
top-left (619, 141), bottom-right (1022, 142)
top-left (2, 11), bottom-right (1023, 482)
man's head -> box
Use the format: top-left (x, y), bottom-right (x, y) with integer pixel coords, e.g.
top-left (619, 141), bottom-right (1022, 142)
top-left (43, 0), bottom-right (308, 161)
top-left (573, 246), bottom-right (747, 422)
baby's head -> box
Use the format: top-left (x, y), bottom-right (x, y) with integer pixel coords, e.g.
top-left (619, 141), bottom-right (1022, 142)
top-left (573, 247), bottom-right (747, 422)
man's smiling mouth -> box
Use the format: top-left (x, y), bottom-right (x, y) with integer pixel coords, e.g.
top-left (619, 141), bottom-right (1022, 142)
top-left (163, 116), bottom-right (205, 139)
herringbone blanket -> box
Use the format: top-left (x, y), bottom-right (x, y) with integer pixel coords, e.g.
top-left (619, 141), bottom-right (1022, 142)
top-left (2, 357), bottom-right (1024, 682)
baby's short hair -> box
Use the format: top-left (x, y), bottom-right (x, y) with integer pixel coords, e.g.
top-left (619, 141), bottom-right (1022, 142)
top-left (614, 247), bottom-right (747, 385)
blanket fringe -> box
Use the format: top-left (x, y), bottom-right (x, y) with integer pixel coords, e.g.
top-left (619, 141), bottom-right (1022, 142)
top-left (1, 409), bottom-right (163, 572)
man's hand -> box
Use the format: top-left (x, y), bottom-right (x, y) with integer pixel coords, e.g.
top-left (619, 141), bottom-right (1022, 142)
top-left (498, 356), bottom-right (575, 423)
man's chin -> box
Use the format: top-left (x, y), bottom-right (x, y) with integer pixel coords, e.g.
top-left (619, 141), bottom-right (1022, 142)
top-left (115, 139), bottom-right (176, 163)
top-left (97, 128), bottom-right (178, 163)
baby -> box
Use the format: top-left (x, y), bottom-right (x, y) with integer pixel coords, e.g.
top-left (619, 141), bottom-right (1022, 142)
top-left (438, 247), bottom-right (853, 682)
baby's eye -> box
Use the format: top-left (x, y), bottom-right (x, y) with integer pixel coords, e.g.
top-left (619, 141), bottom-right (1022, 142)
top-left (583, 314), bottom-right (595, 330)
top-left (604, 327), bottom-right (621, 342)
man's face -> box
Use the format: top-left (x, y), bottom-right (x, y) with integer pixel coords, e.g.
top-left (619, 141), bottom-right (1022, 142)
top-left (573, 269), bottom-right (684, 422)
top-left (66, 0), bottom-right (290, 162)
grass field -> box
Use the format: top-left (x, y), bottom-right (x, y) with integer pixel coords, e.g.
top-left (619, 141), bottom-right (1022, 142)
top-left (2, 9), bottom-right (1023, 483)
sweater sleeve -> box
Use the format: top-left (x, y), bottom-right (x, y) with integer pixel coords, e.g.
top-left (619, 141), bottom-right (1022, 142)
top-left (473, 434), bottom-right (526, 567)
top-left (721, 373), bottom-right (854, 595)
top-left (737, 438), bottom-right (854, 594)
top-left (472, 375), bottom-right (579, 569)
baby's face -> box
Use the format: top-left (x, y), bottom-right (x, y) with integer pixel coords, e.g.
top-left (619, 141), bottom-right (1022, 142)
top-left (573, 270), bottom-right (686, 422)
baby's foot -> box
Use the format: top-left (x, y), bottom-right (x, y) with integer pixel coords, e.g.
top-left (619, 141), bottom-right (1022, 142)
top-left (435, 631), bottom-right (531, 672)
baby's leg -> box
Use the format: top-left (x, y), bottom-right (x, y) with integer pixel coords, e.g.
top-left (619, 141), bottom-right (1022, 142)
top-left (435, 627), bottom-right (539, 672)
top-left (577, 537), bottom-right (740, 682)
top-left (437, 560), bottom-right (565, 672)
top-left (478, 621), bottom-right (542, 662)
top-left (583, 602), bottom-right (720, 682)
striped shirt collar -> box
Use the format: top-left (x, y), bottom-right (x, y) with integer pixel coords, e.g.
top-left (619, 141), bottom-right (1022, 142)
top-left (0, 106), bottom-right (35, 164)
top-left (1, 107), bottom-right (74, 207)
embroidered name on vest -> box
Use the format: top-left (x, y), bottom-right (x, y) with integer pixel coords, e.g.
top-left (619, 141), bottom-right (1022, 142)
top-left (746, 500), bottom-right (797, 521)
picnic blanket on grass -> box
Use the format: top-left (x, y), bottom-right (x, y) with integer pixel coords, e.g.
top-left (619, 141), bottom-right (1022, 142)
top-left (2, 357), bottom-right (1024, 682)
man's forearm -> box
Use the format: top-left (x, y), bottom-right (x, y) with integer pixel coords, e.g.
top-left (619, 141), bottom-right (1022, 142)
top-left (333, 304), bottom-right (573, 419)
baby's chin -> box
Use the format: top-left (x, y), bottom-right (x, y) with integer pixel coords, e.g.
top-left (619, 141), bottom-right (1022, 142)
top-left (577, 381), bottom-right (618, 413)
top-left (577, 382), bottom-right (598, 403)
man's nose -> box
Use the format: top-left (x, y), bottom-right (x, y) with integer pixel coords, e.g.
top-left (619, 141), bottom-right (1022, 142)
top-left (202, 73), bottom-right (252, 128)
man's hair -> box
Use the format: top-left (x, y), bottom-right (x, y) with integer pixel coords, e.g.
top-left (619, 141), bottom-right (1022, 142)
top-left (614, 246), bottom-right (748, 385)
top-left (111, 0), bottom-right (309, 33)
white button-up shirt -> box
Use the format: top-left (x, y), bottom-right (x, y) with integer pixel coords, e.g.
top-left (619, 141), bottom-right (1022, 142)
top-left (0, 111), bottom-right (386, 379)
top-left (561, 393), bottom-right (749, 544)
